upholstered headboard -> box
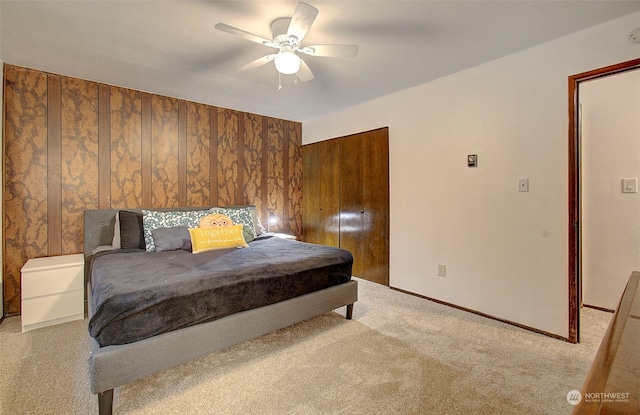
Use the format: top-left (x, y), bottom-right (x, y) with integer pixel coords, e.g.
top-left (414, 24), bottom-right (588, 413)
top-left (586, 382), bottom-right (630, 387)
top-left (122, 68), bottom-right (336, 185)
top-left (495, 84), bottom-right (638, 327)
top-left (83, 209), bottom-right (120, 261)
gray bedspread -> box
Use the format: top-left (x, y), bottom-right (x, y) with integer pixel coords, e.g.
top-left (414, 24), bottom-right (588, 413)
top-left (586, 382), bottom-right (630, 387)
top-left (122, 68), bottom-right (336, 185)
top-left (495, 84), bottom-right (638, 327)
top-left (88, 236), bottom-right (353, 346)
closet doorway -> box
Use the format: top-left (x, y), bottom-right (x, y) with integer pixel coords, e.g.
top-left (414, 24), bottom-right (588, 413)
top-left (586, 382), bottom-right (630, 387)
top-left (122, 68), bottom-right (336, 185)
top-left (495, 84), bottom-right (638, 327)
top-left (568, 58), bottom-right (640, 343)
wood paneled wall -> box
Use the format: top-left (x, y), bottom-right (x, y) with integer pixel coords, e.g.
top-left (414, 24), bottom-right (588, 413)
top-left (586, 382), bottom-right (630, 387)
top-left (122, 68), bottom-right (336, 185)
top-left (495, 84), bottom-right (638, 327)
top-left (2, 65), bottom-right (302, 315)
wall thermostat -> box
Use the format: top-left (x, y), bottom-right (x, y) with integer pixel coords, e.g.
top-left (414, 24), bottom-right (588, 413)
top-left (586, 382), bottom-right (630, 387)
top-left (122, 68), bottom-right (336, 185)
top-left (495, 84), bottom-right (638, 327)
top-left (467, 154), bottom-right (478, 167)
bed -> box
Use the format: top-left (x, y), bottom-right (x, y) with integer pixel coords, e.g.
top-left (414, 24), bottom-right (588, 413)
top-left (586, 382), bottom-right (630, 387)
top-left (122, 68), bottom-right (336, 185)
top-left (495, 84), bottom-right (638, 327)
top-left (83, 207), bottom-right (358, 415)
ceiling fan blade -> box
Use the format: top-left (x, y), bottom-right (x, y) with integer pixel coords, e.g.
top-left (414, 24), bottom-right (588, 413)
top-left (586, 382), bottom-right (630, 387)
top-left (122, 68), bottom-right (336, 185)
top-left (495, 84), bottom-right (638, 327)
top-left (238, 54), bottom-right (276, 71)
top-left (215, 23), bottom-right (277, 48)
top-left (287, 2), bottom-right (318, 43)
top-left (299, 44), bottom-right (359, 58)
top-left (296, 58), bottom-right (314, 82)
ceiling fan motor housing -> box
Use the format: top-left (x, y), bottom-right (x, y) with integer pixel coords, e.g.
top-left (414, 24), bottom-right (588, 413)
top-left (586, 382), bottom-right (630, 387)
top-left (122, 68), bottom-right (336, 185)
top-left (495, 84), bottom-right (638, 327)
top-left (271, 17), bottom-right (294, 44)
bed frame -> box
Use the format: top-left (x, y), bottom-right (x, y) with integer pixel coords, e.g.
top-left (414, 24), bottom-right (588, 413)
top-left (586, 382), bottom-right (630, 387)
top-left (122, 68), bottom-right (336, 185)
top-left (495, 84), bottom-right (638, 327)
top-left (84, 209), bottom-right (358, 415)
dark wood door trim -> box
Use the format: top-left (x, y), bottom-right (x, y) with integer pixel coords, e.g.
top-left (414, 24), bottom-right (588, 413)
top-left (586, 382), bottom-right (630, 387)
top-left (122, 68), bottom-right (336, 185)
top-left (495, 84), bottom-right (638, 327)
top-left (568, 58), bottom-right (640, 343)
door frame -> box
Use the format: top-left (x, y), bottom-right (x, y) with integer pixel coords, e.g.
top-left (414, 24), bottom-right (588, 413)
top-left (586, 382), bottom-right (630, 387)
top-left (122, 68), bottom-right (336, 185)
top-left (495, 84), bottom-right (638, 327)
top-left (567, 57), bottom-right (640, 343)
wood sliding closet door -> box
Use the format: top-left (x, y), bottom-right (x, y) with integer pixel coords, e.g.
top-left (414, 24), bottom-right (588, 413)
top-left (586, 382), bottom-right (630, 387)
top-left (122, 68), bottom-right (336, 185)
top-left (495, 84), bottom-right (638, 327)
top-left (302, 139), bottom-right (340, 248)
top-left (361, 128), bottom-right (390, 285)
top-left (303, 127), bottom-right (389, 286)
top-left (339, 135), bottom-right (365, 277)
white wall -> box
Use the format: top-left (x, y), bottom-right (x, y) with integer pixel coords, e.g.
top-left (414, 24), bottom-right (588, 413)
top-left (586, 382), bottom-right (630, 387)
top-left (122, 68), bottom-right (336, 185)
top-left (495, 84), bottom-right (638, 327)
top-left (303, 11), bottom-right (640, 338)
top-left (582, 69), bottom-right (640, 310)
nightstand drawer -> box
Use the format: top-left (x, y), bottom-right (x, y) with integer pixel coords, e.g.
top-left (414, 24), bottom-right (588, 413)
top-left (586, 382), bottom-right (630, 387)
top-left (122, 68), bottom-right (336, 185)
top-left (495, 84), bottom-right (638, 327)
top-left (21, 290), bottom-right (84, 326)
top-left (21, 265), bottom-right (83, 298)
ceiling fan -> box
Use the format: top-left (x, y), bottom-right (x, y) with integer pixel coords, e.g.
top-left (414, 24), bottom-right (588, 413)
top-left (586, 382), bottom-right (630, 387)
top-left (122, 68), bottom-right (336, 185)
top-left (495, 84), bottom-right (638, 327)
top-left (214, 2), bottom-right (358, 86)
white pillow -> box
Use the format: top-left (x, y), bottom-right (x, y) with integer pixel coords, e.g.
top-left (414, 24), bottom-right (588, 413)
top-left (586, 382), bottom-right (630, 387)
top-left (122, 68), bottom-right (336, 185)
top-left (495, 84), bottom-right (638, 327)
top-left (112, 211), bottom-right (121, 249)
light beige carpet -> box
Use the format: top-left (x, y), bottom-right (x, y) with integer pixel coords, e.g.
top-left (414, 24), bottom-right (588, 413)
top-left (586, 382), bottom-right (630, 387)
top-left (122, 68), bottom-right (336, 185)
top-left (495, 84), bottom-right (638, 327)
top-left (0, 278), bottom-right (611, 415)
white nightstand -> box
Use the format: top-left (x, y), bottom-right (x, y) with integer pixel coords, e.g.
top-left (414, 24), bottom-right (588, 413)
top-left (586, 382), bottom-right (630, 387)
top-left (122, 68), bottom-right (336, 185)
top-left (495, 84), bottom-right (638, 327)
top-left (271, 232), bottom-right (297, 240)
top-left (21, 253), bottom-right (85, 332)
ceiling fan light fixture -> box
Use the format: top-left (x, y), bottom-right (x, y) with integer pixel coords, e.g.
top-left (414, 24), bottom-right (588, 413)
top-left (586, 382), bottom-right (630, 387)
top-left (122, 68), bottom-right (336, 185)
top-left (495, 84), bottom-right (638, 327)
top-left (274, 47), bottom-right (301, 74)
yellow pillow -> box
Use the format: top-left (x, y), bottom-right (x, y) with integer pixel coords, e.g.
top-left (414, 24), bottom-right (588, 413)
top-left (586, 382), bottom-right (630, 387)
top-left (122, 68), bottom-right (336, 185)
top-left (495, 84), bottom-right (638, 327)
top-left (188, 224), bottom-right (248, 254)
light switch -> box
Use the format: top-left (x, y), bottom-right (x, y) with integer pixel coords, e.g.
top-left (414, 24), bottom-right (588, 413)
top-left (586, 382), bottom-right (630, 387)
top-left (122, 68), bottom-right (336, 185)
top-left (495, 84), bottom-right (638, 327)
top-left (622, 178), bottom-right (638, 193)
top-left (519, 178), bottom-right (529, 192)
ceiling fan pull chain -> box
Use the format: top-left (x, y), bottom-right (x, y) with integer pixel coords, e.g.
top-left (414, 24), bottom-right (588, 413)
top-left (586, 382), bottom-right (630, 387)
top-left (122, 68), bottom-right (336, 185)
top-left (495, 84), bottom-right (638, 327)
top-left (278, 72), bottom-right (282, 91)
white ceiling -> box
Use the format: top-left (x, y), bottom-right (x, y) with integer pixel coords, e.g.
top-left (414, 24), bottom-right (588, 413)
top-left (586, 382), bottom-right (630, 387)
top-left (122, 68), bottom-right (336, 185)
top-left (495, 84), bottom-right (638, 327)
top-left (2, 1), bottom-right (639, 122)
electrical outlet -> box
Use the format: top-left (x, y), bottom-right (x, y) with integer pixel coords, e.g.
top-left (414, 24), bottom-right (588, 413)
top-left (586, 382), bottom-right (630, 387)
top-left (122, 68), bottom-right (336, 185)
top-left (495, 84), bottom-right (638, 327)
top-left (438, 264), bottom-right (446, 277)
top-left (519, 178), bottom-right (529, 192)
